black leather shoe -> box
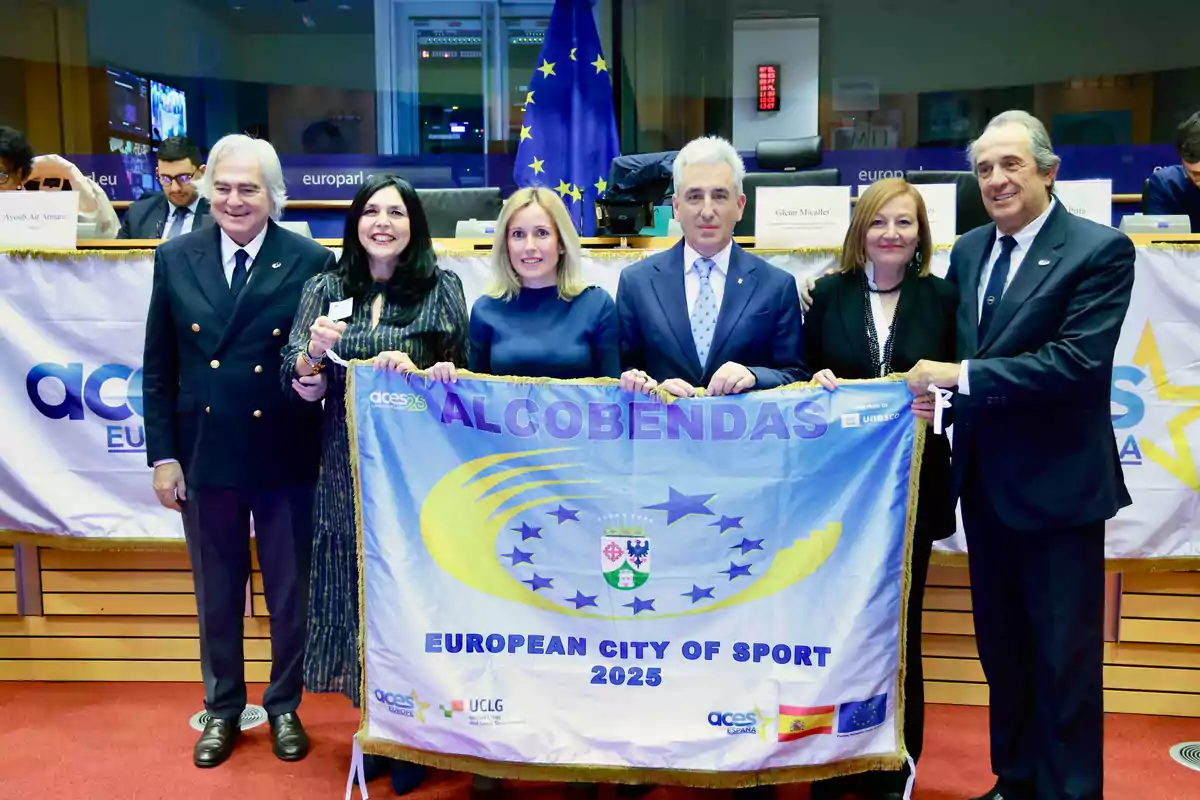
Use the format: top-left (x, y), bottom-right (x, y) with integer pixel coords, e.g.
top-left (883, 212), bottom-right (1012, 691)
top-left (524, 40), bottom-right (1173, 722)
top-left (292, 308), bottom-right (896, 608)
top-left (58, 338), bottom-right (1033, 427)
top-left (193, 717), bottom-right (241, 767)
top-left (809, 777), bottom-right (855, 800)
top-left (969, 783), bottom-right (1034, 800)
top-left (269, 711), bottom-right (309, 761)
top-left (471, 774), bottom-right (502, 799)
top-left (563, 782), bottom-right (599, 800)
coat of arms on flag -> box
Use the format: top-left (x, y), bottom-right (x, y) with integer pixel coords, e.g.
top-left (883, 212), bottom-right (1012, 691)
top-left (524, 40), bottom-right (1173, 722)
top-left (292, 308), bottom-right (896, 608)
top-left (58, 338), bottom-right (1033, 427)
top-left (601, 526), bottom-right (651, 590)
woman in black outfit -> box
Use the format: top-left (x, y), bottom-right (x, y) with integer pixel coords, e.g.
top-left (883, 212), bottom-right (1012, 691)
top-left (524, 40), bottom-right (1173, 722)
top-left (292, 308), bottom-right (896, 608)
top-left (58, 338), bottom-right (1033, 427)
top-left (803, 177), bottom-right (958, 800)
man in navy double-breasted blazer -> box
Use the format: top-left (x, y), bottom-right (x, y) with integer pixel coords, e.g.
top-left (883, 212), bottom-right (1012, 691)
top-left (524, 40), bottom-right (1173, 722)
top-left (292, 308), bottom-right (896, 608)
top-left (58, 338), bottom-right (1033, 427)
top-left (142, 134), bottom-right (334, 770)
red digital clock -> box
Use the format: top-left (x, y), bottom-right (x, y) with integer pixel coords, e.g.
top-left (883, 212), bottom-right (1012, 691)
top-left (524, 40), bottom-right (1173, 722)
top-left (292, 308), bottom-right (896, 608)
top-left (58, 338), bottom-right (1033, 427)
top-left (757, 64), bottom-right (779, 112)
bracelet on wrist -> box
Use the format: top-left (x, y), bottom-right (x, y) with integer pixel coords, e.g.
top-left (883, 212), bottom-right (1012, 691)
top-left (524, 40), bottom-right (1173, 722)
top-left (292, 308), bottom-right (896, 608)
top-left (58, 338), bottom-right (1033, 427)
top-left (300, 349), bottom-right (326, 374)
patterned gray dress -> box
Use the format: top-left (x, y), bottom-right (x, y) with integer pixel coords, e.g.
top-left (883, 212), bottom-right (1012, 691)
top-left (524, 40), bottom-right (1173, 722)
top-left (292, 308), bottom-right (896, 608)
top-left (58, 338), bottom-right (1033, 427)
top-left (281, 269), bottom-right (468, 704)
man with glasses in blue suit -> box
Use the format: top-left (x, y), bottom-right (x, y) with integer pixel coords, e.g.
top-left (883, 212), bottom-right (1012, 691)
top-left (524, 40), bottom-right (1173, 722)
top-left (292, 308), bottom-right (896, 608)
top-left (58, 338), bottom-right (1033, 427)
top-left (118, 136), bottom-right (212, 239)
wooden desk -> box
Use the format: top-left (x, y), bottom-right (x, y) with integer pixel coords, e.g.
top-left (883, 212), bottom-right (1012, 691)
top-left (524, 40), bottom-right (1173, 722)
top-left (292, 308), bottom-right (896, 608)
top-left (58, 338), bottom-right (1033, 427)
top-left (77, 233), bottom-right (1200, 253)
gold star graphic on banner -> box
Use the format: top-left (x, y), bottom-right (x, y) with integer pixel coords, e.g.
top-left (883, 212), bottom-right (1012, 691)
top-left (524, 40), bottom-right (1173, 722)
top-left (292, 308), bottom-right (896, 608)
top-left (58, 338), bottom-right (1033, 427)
top-left (554, 179), bottom-right (572, 197)
top-left (520, 125), bottom-right (533, 142)
top-left (1132, 322), bottom-right (1200, 490)
top-left (529, 157), bottom-right (545, 175)
top-left (411, 692), bottom-right (431, 723)
top-left (537, 59), bottom-right (556, 78)
top-left (594, 176), bottom-right (608, 194)
top-left (569, 184), bottom-right (583, 202)
top-left (524, 90), bottom-right (535, 107)
top-left (591, 55), bottom-right (608, 73)
top-left (570, 47), bottom-right (577, 61)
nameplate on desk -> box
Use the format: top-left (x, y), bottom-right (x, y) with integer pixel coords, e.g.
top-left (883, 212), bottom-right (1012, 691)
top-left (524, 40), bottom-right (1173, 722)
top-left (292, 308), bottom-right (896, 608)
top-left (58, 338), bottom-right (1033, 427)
top-left (0, 192), bottom-right (80, 249)
top-left (857, 182), bottom-right (956, 245)
top-left (755, 185), bottom-right (851, 248)
top-left (1054, 179), bottom-right (1112, 227)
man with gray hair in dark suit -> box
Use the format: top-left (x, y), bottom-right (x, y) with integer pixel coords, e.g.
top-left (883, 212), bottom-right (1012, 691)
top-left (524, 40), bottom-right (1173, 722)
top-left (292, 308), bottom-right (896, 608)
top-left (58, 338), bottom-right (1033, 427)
top-left (142, 133), bottom-right (335, 768)
top-left (908, 110), bottom-right (1134, 800)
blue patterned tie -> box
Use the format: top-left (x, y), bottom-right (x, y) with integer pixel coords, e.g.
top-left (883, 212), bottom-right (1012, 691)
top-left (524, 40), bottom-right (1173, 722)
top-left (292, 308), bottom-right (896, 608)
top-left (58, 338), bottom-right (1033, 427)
top-left (978, 235), bottom-right (1017, 339)
top-left (690, 257), bottom-right (719, 368)
top-left (164, 206), bottom-right (190, 240)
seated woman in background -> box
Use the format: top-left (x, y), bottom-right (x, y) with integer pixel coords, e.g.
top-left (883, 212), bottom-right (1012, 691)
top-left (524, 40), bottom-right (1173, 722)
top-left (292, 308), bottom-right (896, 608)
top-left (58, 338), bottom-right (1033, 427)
top-left (283, 174), bottom-right (468, 797)
top-left (0, 125), bottom-right (120, 238)
top-left (467, 186), bottom-right (619, 380)
top-left (802, 177), bottom-right (957, 800)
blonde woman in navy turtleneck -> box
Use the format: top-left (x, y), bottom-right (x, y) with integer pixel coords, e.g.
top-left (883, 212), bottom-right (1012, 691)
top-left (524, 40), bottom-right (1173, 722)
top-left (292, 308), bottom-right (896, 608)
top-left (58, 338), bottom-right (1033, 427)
top-left (468, 187), bottom-right (619, 380)
top-left (426, 187), bottom-right (616, 800)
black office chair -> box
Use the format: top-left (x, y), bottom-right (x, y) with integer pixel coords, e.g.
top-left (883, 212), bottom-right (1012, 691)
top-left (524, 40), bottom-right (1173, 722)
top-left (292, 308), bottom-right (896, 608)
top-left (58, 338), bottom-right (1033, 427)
top-left (735, 136), bottom-right (840, 236)
top-left (903, 170), bottom-right (990, 234)
top-left (596, 151), bottom-right (677, 235)
top-left (415, 187), bottom-right (503, 238)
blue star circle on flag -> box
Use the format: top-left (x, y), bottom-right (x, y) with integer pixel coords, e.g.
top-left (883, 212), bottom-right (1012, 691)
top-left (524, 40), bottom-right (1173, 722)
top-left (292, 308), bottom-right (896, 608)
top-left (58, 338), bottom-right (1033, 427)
top-left (492, 484), bottom-right (773, 618)
top-left (643, 487), bottom-right (716, 525)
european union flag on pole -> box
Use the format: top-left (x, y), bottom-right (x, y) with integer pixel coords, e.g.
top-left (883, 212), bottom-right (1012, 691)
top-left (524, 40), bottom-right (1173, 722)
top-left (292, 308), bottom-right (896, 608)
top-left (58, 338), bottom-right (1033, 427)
top-left (836, 693), bottom-right (889, 735)
top-left (513, 0), bottom-right (620, 236)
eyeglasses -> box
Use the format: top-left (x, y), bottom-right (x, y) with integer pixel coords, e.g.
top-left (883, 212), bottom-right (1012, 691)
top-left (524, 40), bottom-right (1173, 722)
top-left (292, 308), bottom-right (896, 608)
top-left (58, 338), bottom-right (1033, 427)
top-left (158, 172), bottom-right (197, 186)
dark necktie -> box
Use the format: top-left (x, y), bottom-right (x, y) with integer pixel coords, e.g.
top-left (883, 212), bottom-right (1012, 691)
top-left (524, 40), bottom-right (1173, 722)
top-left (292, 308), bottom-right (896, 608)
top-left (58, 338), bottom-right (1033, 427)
top-left (164, 206), bottom-right (190, 239)
top-left (230, 249), bottom-right (249, 299)
top-left (978, 235), bottom-right (1017, 339)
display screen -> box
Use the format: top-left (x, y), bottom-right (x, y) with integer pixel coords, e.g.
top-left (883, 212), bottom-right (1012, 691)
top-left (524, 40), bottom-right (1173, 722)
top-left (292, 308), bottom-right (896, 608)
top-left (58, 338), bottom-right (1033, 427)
top-left (757, 64), bottom-right (780, 112)
top-left (150, 80), bottom-right (187, 140)
top-left (107, 66), bottom-right (150, 137)
top-left (109, 136), bottom-right (157, 200)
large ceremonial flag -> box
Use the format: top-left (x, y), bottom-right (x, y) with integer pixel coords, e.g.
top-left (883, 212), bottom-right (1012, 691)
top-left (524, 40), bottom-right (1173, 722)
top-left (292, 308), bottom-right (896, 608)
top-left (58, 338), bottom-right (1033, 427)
top-left (2, 247), bottom-right (1199, 566)
top-left (348, 371), bottom-right (924, 785)
top-left (512, 0), bottom-right (620, 235)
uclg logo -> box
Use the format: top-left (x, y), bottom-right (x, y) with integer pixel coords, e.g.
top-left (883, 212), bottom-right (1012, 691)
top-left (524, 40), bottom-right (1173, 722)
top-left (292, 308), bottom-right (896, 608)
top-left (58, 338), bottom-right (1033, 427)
top-left (1110, 323), bottom-right (1200, 490)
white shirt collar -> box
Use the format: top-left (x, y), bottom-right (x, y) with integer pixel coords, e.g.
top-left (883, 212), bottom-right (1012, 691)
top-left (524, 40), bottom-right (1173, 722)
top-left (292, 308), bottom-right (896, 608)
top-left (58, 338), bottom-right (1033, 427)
top-left (683, 240), bottom-right (733, 277)
top-left (166, 195), bottom-right (200, 220)
top-left (999, 198), bottom-right (1056, 251)
top-left (220, 223), bottom-right (269, 266)
top-left (863, 261), bottom-right (906, 290)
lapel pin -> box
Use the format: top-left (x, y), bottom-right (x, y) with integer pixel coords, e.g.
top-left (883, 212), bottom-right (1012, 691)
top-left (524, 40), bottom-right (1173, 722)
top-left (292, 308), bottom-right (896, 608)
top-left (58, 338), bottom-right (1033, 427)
top-left (1037, 259), bottom-right (1051, 266)
top-left (737, 278), bottom-right (743, 284)
top-left (271, 262), bottom-right (282, 269)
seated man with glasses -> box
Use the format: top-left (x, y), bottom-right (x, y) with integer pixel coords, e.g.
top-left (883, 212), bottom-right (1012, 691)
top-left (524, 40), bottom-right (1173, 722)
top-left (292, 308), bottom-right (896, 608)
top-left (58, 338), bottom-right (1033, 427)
top-left (118, 136), bottom-right (211, 240)
top-left (0, 124), bottom-right (120, 238)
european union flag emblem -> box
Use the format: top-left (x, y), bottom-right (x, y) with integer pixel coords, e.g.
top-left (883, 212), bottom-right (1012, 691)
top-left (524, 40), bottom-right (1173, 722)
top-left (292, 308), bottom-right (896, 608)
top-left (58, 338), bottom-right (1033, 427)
top-left (513, 0), bottom-right (620, 235)
top-left (837, 692), bottom-right (888, 735)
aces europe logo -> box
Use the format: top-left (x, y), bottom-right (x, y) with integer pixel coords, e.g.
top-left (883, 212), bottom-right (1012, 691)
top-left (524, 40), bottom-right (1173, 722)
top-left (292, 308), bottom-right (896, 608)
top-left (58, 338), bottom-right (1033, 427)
top-left (26, 362), bottom-right (146, 454)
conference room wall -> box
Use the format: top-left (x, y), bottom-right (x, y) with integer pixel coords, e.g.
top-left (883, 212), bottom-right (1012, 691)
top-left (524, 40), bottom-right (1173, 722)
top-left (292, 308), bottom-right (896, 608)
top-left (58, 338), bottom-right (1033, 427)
top-left (619, 0), bottom-right (1200, 152)
top-left (85, 0), bottom-right (239, 83)
top-left (0, 57), bottom-right (29, 136)
top-left (724, 0), bottom-right (1200, 94)
top-left (4, 0), bottom-right (1200, 183)
top-left (0, 0), bottom-right (61, 65)
top-left (1151, 67), bottom-right (1200, 144)
top-left (729, 18), bottom-right (820, 151)
top-left (238, 34), bottom-right (375, 92)
top-left (266, 85), bottom-right (377, 156)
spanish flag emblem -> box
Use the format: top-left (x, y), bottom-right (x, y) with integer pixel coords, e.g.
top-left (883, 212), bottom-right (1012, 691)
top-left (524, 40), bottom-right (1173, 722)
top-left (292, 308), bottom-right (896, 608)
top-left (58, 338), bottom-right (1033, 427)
top-left (776, 704), bottom-right (835, 742)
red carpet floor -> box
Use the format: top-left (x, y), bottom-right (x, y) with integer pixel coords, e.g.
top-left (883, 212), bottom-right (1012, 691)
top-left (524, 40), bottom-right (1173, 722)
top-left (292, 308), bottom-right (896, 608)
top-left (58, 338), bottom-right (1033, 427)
top-left (0, 683), bottom-right (1196, 799)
